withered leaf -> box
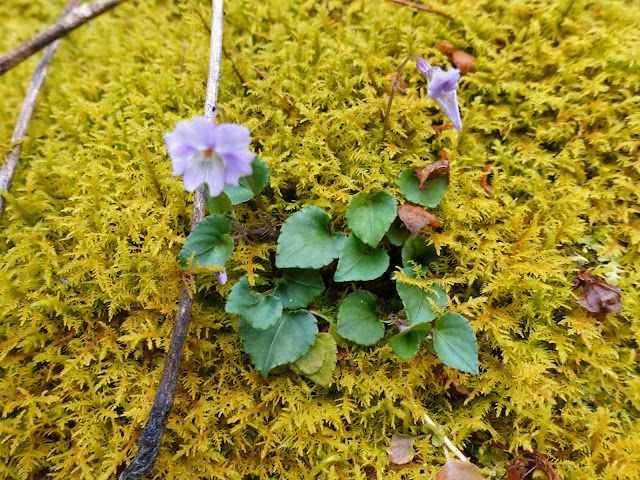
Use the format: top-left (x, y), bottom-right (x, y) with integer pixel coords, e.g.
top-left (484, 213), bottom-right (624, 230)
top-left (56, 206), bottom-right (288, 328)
top-left (336, 346), bottom-right (349, 361)
top-left (434, 42), bottom-right (476, 76)
top-left (413, 160), bottom-right (450, 190)
top-left (505, 451), bottom-right (562, 480)
top-left (388, 434), bottom-right (418, 465)
top-left (480, 164), bottom-right (492, 197)
top-left (571, 267), bottom-right (621, 321)
top-left (398, 204), bottom-right (442, 237)
top-left (434, 459), bottom-right (484, 480)
top-left (433, 123), bottom-right (454, 132)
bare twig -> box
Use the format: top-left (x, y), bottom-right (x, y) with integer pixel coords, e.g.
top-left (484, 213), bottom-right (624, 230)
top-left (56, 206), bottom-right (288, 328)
top-left (385, 0), bottom-right (452, 20)
top-left (0, 0), bottom-right (81, 221)
top-left (0, 0), bottom-right (128, 75)
top-left (117, 1), bottom-right (223, 479)
top-left (404, 396), bottom-right (467, 462)
top-left (422, 411), bottom-right (467, 462)
top-left (226, 47), bottom-right (295, 107)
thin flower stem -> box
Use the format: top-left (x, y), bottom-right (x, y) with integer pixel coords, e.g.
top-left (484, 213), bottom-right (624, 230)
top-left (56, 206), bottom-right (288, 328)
top-left (0, 0), bottom-right (128, 75)
top-left (245, 176), bottom-right (279, 237)
top-left (231, 227), bottom-right (271, 240)
top-left (381, 55), bottom-right (426, 142)
top-left (0, 0), bottom-right (81, 221)
top-left (118, 1), bottom-right (223, 479)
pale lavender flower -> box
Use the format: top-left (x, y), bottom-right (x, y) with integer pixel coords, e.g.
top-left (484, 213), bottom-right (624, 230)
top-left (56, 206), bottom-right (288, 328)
top-left (416, 59), bottom-right (462, 131)
top-left (215, 268), bottom-right (228, 285)
top-left (164, 116), bottom-right (254, 195)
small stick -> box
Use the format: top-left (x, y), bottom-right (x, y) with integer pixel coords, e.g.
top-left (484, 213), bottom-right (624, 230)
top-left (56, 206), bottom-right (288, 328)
top-left (226, 47), bottom-right (295, 107)
top-left (118, 1), bottom-right (223, 479)
top-left (385, 0), bottom-right (452, 20)
top-left (0, 0), bottom-right (128, 75)
top-left (422, 412), bottom-right (467, 462)
top-left (0, 0), bottom-right (81, 221)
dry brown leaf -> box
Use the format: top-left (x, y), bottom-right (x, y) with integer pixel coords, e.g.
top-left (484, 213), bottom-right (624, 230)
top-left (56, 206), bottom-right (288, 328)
top-left (434, 42), bottom-right (476, 76)
top-left (505, 451), bottom-right (562, 480)
top-left (388, 434), bottom-right (417, 465)
top-left (434, 459), bottom-right (484, 480)
top-left (413, 160), bottom-right (450, 190)
top-left (433, 123), bottom-right (454, 132)
top-left (336, 347), bottom-right (349, 361)
top-left (480, 164), bottom-right (492, 197)
top-left (571, 267), bottom-right (621, 321)
top-left (398, 204), bottom-right (442, 237)
top-left (450, 383), bottom-right (471, 396)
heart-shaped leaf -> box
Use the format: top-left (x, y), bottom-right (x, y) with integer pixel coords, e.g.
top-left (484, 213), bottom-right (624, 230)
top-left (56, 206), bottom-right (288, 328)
top-left (239, 309), bottom-right (318, 377)
top-left (223, 156), bottom-right (270, 205)
top-left (337, 290), bottom-right (384, 345)
top-left (388, 434), bottom-right (418, 465)
top-left (396, 278), bottom-right (447, 326)
top-left (433, 312), bottom-right (479, 374)
top-left (177, 215), bottom-right (233, 269)
top-left (334, 235), bottom-right (390, 282)
top-left (402, 236), bottom-right (439, 268)
top-left (274, 269), bottom-right (325, 309)
top-left (225, 276), bottom-right (283, 329)
top-left (389, 324), bottom-right (432, 359)
top-left (276, 206), bottom-right (346, 269)
top-left (291, 333), bottom-right (337, 387)
top-left (345, 191), bottom-right (397, 246)
top-left (398, 168), bottom-right (448, 208)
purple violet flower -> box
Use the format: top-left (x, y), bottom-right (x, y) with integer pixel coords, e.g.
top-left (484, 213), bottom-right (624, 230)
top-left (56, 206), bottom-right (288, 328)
top-left (215, 268), bottom-right (228, 285)
top-left (416, 59), bottom-right (462, 131)
top-left (164, 116), bottom-right (254, 195)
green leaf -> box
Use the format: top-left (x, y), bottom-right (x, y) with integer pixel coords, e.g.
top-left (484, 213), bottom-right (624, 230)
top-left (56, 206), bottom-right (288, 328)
top-left (396, 280), bottom-right (447, 326)
top-left (225, 277), bottom-right (283, 329)
top-left (205, 185), bottom-right (233, 215)
top-left (207, 192), bottom-right (233, 215)
top-left (176, 215), bottom-right (233, 269)
top-left (334, 235), bottom-right (390, 282)
top-left (223, 156), bottom-right (270, 205)
top-left (389, 324), bottom-right (431, 360)
top-left (276, 206), bottom-right (346, 269)
top-left (337, 290), bottom-right (384, 346)
top-left (239, 309), bottom-right (318, 377)
top-left (401, 236), bottom-right (439, 268)
top-left (386, 218), bottom-right (411, 246)
top-left (398, 168), bottom-right (448, 208)
top-left (433, 312), bottom-right (479, 374)
top-left (291, 333), bottom-right (337, 387)
top-left (345, 191), bottom-right (397, 246)
top-left (274, 269), bottom-right (325, 309)
top-left (421, 424), bottom-right (445, 448)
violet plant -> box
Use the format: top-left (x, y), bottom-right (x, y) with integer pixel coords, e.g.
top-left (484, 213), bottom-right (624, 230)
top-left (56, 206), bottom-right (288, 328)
top-left (382, 55), bottom-right (463, 141)
top-left (167, 55), bottom-right (477, 386)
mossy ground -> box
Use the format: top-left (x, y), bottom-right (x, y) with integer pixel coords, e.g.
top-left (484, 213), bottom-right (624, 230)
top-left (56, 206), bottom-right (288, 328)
top-left (1, 0), bottom-right (639, 478)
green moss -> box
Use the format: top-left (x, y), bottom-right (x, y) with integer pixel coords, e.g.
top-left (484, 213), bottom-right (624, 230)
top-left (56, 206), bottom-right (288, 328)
top-left (1, 0), bottom-right (639, 478)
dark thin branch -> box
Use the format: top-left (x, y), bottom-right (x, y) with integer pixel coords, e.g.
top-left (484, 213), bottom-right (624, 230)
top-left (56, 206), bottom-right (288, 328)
top-left (118, 1), bottom-right (223, 479)
top-left (385, 0), bottom-right (452, 20)
top-left (0, 0), bottom-right (81, 221)
top-left (0, 0), bottom-right (128, 75)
